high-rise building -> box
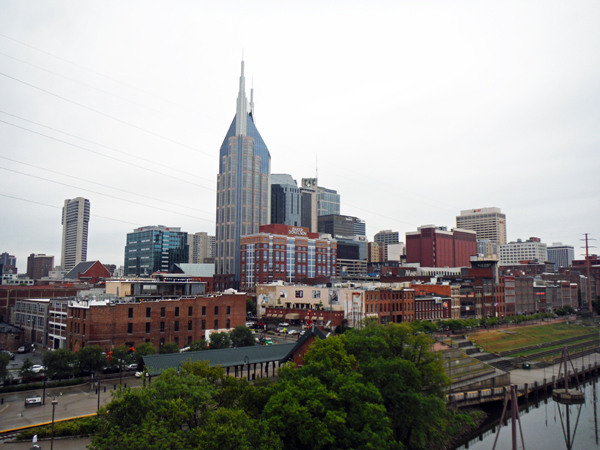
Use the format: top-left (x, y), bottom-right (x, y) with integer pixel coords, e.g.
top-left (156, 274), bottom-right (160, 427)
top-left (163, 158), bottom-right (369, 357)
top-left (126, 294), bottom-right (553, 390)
top-left (405, 225), bottom-right (477, 268)
top-left (26, 254), bottom-right (54, 280)
top-left (0, 252), bottom-right (17, 274)
top-left (124, 226), bottom-right (188, 276)
top-left (374, 230), bottom-right (400, 261)
top-left (301, 178), bottom-right (340, 217)
top-left (318, 214), bottom-right (365, 239)
top-left (271, 174), bottom-right (302, 227)
top-left (456, 207), bottom-right (507, 245)
top-left (499, 237), bottom-right (548, 266)
top-left (187, 232), bottom-right (215, 264)
top-left (61, 197), bottom-right (90, 271)
top-left (547, 243), bottom-right (574, 269)
top-left (215, 61), bottom-right (271, 285)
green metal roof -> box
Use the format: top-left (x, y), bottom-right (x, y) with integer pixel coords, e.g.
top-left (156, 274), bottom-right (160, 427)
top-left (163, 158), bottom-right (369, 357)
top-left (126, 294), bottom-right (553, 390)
top-left (141, 343), bottom-right (296, 376)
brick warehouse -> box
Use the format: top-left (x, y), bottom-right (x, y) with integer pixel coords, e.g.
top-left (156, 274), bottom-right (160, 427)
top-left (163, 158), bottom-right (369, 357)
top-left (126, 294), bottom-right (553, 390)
top-left (67, 293), bottom-right (246, 352)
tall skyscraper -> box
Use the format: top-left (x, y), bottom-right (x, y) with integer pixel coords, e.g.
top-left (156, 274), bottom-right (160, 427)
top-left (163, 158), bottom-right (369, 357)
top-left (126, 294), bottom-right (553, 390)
top-left (374, 229), bottom-right (400, 261)
top-left (215, 61), bottom-right (271, 284)
top-left (456, 207), bottom-right (507, 245)
top-left (301, 178), bottom-right (340, 217)
top-left (271, 174), bottom-right (301, 226)
top-left (61, 197), bottom-right (90, 271)
top-left (188, 232), bottom-right (215, 264)
top-left (26, 254), bottom-right (54, 280)
top-left (124, 226), bottom-right (188, 276)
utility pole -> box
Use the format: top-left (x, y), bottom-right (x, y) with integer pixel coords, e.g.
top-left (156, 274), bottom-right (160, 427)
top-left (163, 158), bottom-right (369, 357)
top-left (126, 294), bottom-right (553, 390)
top-left (582, 233), bottom-right (596, 313)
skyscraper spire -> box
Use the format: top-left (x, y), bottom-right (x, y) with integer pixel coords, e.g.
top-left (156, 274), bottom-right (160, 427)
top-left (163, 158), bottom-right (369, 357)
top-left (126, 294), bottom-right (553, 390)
top-left (250, 79), bottom-right (255, 120)
top-left (235, 60), bottom-right (248, 136)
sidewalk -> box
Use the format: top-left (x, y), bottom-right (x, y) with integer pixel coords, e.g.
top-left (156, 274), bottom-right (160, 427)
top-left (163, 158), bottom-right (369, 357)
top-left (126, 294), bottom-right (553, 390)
top-left (509, 351), bottom-right (600, 386)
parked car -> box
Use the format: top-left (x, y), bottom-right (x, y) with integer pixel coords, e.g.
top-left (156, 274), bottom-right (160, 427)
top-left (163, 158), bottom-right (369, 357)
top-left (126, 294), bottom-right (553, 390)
top-left (276, 327), bottom-right (286, 333)
top-left (288, 329), bottom-right (299, 335)
top-left (127, 363), bottom-right (138, 371)
top-left (0, 350), bottom-right (14, 360)
top-left (101, 366), bottom-right (121, 374)
top-left (31, 364), bottom-right (45, 373)
top-left (17, 346), bottom-right (30, 354)
top-left (278, 322), bottom-right (290, 327)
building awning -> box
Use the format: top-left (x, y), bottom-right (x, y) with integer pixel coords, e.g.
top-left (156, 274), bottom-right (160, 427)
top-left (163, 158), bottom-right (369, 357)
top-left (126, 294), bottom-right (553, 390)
top-left (285, 313), bottom-right (300, 320)
top-left (265, 314), bottom-right (272, 317)
top-left (277, 314), bottom-right (284, 318)
top-left (318, 316), bottom-right (324, 321)
top-left (304, 315), bottom-right (310, 320)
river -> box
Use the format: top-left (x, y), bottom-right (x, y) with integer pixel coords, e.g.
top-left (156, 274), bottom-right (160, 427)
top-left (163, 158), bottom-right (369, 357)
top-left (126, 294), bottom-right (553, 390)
top-left (455, 377), bottom-right (600, 450)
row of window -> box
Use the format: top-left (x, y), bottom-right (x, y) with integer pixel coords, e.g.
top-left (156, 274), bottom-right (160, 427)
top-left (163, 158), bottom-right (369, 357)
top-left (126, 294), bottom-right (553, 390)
top-left (127, 319), bottom-right (231, 334)
top-left (126, 305), bottom-right (232, 319)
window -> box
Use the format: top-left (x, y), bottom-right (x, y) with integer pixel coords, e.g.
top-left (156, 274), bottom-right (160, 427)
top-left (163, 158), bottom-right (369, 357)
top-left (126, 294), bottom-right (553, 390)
top-left (174, 321), bottom-right (179, 332)
top-left (188, 306), bottom-right (193, 316)
top-left (160, 337), bottom-right (165, 346)
top-left (83, 324), bottom-right (86, 335)
top-left (174, 337), bottom-right (179, 344)
top-left (201, 320), bottom-right (206, 330)
top-left (202, 306), bottom-right (206, 316)
top-left (214, 306), bottom-right (219, 315)
top-left (227, 305), bottom-right (231, 315)
top-left (188, 336), bottom-right (192, 345)
top-left (146, 322), bottom-right (150, 333)
top-left (160, 307), bottom-right (166, 318)
top-left (175, 307), bottom-right (179, 317)
top-left (188, 320), bottom-right (192, 331)
top-left (146, 307), bottom-right (151, 318)
top-left (83, 310), bottom-right (86, 320)
top-left (160, 322), bottom-right (165, 333)
top-left (226, 319), bottom-right (231, 329)
top-left (128, 308), bottom-right (133, 319)
top-left (214, 320), bottom-right (219, 330)
top-left (127, 323), bottom-right (133, 334)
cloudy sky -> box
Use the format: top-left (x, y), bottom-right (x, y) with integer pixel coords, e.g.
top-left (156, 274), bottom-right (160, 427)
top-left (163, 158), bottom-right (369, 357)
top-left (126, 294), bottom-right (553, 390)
top-left (1, 1), bottom-right (599, 270)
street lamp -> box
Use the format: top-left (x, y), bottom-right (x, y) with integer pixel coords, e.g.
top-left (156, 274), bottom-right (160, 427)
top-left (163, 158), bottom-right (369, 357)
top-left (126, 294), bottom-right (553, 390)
top-left (50, 397), bottom-right (58, 450)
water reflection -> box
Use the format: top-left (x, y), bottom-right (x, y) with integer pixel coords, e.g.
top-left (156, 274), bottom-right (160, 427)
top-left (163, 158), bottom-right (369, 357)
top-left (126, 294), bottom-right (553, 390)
top-left (455, 378), bottom-right (600, 450)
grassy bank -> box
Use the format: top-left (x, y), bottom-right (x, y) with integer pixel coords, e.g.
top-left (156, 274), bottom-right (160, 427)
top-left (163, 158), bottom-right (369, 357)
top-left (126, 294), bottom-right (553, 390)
top-left (470, 323), bottom-right (593, 353)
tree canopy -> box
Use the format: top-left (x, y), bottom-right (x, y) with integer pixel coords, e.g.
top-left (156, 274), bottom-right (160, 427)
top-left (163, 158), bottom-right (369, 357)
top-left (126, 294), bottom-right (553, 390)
top-left (229, 325), bottom-right (255, 348)
top-left (91, 322), bottom-right (465, 450)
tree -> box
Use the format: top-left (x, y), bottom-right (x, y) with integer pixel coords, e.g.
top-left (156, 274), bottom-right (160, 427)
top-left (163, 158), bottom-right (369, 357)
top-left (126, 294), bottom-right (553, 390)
top-left (209, 331), bottom-right (231, 349)
top-left (134, 342), bottom-right (156, 360)
top-left (246, 298), bottom-right (257, 316)
top-left (160, 342), bottom-right (180, 354)
top-left (43, 348), bottom-right (76, 379)
top-left (0, 353), bottom-right (10, 385)
top-left (188, 339), bottom-right (208, 352)
top-left (20, 357), bottom-right (35, 381)
top-left (230, 325), bottom-right (255, 348)
top-left (109, 345), bottom-right (131, 370)
top-left (76, 345), bottom-right (106, 378)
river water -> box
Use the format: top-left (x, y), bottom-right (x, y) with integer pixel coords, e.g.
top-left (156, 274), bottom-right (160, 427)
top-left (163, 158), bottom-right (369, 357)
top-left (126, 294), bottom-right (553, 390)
top-left (455, 377), bottom-right (600, 450)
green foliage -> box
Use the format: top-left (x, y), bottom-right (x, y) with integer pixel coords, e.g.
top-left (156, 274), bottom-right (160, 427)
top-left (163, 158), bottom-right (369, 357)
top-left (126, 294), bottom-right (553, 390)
top-left (19, 357), bottom-right (35, 380)
top-left (42, 348), bottom-right (76, 379)
top-left (0, 378), bottom-right (84, 394)
top-left (17, 416), bottom-right (101, 440)
top-left (188, 339), bottom-right (208, 351)
top-left (159, 342), bottom-right (180, 354)
top-left (0, 353), bottom-right (10, 384)
top-left (209, 331), bottom-right (231, 349)
top-left (230, 325), bottom-right (255, 348)
top-left (110, 345), bottom-right (131, 368)
top-left (76, 345), bottom-right (107, 376)
top-left (134, 342), bottom-right (156, 359)
top-left (246, 297), bottom-right (257, 315)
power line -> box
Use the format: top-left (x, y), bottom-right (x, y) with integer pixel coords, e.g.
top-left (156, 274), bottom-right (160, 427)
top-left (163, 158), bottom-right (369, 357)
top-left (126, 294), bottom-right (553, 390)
top-left (0, 166), bottom-right (216, 224)
top-left (0, 110), bottom-right (214, 185)
top-left (0, 119), bottom-right (215, 191)
top-left (0, 193), bottom-right (141, 226)
top-left (0, 71), bottom-right (215, 158)
top-left (0, 156), bottom-right (215, 216)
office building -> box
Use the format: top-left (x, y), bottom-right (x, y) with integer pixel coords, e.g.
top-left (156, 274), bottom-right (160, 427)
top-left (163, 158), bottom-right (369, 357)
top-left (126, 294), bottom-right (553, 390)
top-left (456, 207), bottom-right (507, 245)
top-left (477, 239), bottom-right (500, 260)
top-left (0, 253), bottom-right (17, 274)
top-left (300, 185), bottom-right (318, 232)
top-left (240, 224), bottom-right (337, 289)
top-left (61, 197), bottom-right (90, 271)
top-left (374, 230), bottom-right (400, 261)
top-left (547, 243), bottom-right (574, 269)
top-left (26, 254), bottom-right (54, 280)
top-left (405, 225), bottom-right (477, 268)
top-left (301, 178), bottom-right (340, 217)
top-left (215, 61), bottom-right (271, 286)
top-left (499, 237), bottom-right (548, 266)
top-left (124, 226), bottom-right (188, 276)
top-left (318, 214), bottom-right (365, 239)
top-left (188, 232), bottom-right (215, 264)
top-left (271, 174), bottom-right (302, 226)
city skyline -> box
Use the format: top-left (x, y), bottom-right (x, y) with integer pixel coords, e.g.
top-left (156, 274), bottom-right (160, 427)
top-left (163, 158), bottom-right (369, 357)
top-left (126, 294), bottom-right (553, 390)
top-left (0, 1), bottom-right (599, 269)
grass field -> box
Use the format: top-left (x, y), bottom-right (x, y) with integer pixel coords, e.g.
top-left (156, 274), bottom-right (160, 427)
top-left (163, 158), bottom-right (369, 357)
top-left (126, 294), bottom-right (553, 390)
top-left (469, 323), bottom-right (596, 353)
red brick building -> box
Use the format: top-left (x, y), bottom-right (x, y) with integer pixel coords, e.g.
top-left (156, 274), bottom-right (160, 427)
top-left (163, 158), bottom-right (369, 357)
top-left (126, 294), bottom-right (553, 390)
top-left (0, 285), bottom-right (79, 322)
top-left (364, 287), bottom-right (415, 325)
top-left (64, 261), bottom-right (111, 285)
top-left (67, 293), bottom-right (246, 352)
top-left (406, 225), bottom-right (477, 268)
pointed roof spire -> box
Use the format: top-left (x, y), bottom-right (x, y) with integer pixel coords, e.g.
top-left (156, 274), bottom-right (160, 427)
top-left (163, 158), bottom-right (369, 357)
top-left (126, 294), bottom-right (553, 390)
top-left (235, 60), bottom-right (248, 136)
top-left (250, 78), bottom-right (255, 122)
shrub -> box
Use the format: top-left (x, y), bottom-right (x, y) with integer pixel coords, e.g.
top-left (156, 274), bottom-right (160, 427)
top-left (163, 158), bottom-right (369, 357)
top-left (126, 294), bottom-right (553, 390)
top-left (17, 416), bottom-right (101, 440)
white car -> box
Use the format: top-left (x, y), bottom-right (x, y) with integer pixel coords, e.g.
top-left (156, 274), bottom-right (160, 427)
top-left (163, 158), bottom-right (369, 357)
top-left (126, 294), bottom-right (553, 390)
top-left (31, 365), bottom-right (45, 373)
top-left (127, 363), bottom-right (138, 371)
top-left (288, 329), bottom-right (299, 335)
top-left (278, 322), bottom-right (290, 327)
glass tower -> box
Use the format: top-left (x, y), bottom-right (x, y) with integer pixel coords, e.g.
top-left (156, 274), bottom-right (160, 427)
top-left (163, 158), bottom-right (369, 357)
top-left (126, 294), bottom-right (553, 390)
top-left (216, 61), bottom-right (271, 284)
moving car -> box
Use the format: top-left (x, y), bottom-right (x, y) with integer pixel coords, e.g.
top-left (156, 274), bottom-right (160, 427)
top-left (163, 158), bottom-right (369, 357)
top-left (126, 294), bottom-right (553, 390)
top-left (31, 364), bottom-right (45, 373)
top-left (288, 329), bottom-right (299, 335)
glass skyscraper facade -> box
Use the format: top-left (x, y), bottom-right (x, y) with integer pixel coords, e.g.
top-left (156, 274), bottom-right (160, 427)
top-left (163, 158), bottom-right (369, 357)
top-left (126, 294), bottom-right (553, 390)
top-left (216, 61), bottom-right (271, 284)
top-left (124, 226), bottom-right (188, 276)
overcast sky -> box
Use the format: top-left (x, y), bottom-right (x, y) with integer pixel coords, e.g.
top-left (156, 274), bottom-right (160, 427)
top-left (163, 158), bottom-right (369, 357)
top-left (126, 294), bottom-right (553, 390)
top-left (1, 1), bottom-right (599, 271)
